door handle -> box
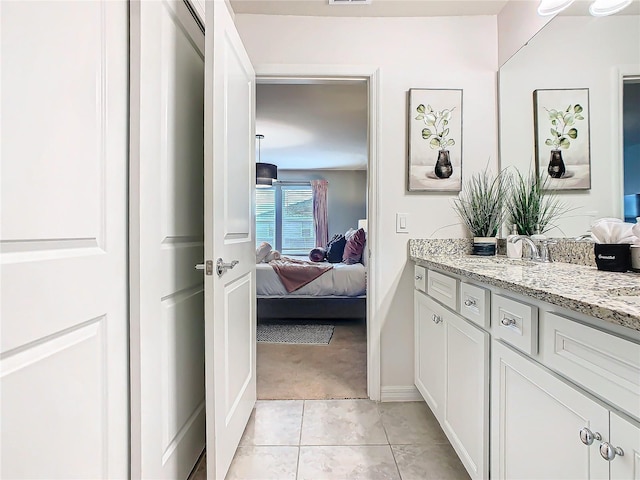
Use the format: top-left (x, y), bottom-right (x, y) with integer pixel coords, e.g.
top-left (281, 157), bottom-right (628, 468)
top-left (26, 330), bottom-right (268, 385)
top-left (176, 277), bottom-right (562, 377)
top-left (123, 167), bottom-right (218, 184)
top-left (216, 258), bottom-right (239, 277)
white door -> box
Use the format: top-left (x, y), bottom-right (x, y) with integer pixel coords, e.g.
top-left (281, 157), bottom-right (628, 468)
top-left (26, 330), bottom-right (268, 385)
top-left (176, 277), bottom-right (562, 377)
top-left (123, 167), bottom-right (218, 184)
top-left (0, 1), bottom-right (129, 478)
top-left (443, 312), bottom-right (489, 480)
top-left (609, 412), bottom-right (640, 479)
top-left (491, 340), bottom-right (610, 480)
top-left (203, 1), bottom-right (257, 479)
top-left (129, 1), bottom-right (206, 478)
top-left (414, 291), bottom-right (446, 418)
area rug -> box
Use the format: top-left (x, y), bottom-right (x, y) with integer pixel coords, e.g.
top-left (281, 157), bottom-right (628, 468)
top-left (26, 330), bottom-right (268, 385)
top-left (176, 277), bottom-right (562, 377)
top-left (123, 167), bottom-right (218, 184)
top-left (257, 323), bottom-right (335, 345)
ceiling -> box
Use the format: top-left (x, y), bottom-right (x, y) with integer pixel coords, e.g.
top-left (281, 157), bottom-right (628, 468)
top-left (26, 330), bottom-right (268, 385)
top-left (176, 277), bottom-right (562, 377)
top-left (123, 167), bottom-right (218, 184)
top-left (231, 0), bottom-right (510, 17)
top-left (256, 82), bottom-right (368, 170)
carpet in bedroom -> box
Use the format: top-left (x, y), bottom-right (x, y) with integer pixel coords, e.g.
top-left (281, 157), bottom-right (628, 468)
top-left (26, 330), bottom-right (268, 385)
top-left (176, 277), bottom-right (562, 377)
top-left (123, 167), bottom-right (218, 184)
top-left (257, 318), bottom-right (367, 400)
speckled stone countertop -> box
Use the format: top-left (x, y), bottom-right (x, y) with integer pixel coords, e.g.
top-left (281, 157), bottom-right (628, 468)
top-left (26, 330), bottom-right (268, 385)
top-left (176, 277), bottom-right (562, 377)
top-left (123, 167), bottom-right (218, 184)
top-left (409, 240), bottom-right (640, 333)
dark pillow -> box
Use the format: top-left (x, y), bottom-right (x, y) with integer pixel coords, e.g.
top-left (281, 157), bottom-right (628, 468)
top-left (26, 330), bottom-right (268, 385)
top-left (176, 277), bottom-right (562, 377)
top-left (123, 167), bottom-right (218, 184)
top-left (325, 234), bottom-right (346, 263)
top-left (343, 228), bottom-right (366, 264)
top-left (309, 247), bottom-right (327, 262)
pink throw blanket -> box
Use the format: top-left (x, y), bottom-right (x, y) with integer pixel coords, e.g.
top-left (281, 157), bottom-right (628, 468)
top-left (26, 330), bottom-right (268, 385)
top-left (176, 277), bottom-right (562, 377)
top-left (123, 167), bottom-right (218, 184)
top-left (269, 257), bottom-right (333, 293)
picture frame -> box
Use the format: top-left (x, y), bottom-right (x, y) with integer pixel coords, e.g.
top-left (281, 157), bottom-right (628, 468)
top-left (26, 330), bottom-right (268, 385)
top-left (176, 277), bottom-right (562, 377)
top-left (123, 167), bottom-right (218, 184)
top-left (408, 88), bottom-right (463, 192)
top-left (533, 88), bottom-right (591, 190)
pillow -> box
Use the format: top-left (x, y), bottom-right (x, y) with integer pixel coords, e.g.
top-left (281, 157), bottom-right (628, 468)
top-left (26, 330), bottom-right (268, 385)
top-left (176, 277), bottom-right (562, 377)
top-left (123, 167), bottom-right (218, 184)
top-left (264, 250), bottom-right (281, 262)
top-left (256, 242), bottom-right (272, 263)
top-left (361, 239), bottom-right (368, 267)
top-left (309, 247), bottom-right (327, 262)
top-left (344, 228), bottom-right (356, 240)
top-left (325, 234), bottom-right (346, 263)
top-left (343, 228), bottom-right (366, 265)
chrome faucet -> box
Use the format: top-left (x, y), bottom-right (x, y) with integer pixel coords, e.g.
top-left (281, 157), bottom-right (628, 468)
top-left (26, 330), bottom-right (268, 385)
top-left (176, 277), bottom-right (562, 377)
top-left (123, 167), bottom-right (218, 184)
top-left (509, 235), bottom-right (541, 261)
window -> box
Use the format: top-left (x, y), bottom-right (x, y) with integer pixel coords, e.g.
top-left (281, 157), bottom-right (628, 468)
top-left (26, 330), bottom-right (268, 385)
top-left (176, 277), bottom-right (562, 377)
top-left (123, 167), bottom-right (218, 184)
top-left (256, 184), bottom-right (316, 255)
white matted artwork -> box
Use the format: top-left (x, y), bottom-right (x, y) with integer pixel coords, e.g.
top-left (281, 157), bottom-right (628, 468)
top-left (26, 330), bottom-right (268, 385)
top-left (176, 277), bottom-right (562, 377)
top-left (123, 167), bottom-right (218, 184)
top-left (533, 88), bottom-right (591, 190)
top-left (408, 88), bottom-right (462, 192)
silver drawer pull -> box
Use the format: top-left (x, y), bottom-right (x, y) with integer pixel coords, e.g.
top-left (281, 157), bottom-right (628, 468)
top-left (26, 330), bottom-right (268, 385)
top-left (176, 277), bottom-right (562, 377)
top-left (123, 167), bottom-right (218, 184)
top-left (501, 316), bottom-right (516, 327)
top-left (415, 274), bottom-right (423, 280)
top-left (432, 314), bottom-right (443, 325)
top-left (464, 298), bottom-right (476, 307)
top-left (579, 427), bottom-right (602, 446)
top-left (600, 442), bottom-right (624, 461)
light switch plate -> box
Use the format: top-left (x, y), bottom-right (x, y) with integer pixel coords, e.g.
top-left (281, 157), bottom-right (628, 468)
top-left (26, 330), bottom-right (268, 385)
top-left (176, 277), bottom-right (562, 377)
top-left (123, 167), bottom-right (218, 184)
top-left (396, 213), bottom-right (409, 233)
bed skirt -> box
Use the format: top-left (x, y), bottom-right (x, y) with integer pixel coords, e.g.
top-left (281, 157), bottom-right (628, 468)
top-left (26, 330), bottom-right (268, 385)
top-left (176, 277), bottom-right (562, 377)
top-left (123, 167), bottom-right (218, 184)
top-left (257, 296), bottom-right (366, 320)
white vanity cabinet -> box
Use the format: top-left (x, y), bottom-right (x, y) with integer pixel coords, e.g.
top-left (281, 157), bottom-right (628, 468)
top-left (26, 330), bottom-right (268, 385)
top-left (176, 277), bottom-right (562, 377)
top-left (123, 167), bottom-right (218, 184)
top-left (413, 263), bottom-right (640, 480)
top-left (414, 284), bottom-right (489, 480)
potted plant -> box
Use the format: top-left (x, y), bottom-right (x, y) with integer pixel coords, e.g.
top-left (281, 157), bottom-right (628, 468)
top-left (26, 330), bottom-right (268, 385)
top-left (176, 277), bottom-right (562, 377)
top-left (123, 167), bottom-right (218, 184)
top-left (543, 104), bottom-right (585, 178)
top-left (452, 168), bottom-right (508, 255)
top-left (415, 104), bottom-right (456, 179)
top-left (505, 170), bottom-right (568, 236)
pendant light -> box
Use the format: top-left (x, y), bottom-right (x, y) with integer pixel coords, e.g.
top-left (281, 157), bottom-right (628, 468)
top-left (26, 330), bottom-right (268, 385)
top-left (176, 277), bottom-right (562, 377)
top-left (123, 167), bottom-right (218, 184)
top-left (255, 134), bottom-right (277, 188)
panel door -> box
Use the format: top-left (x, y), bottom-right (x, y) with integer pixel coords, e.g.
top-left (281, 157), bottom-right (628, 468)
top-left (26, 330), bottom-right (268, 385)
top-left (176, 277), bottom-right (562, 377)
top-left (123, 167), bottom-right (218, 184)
top-left (414, 291), bottom-right (446, 419)
top-left (491, 340), bottom-right (610, 480)
top-left (443, 312), bottom-right (489, 480)
top-left (0, 1), bottom-right (129, 478)
top-left (203, 1), bottom-right (257, 478)
top-left (129, 1), bottom-right (206, 478)
top-left (610, 412), bottom-right (640, 480)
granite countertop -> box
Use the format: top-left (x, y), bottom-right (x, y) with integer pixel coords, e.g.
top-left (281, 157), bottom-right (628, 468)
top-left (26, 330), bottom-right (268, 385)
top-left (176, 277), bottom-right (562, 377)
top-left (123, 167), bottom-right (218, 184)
top-left (410, 247), bottom-right (640, 334)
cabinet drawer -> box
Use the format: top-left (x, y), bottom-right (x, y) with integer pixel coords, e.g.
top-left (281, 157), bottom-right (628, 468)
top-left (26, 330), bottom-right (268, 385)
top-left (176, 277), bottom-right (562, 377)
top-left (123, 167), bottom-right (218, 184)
top-left (414, 265), bottom-right (427, 292)
top-left (460, 282), bottom-right (490, 330)
top-left (540, 312), bottom-right (640, 420)
top-left (491, 294), bottom-right (538, 355)
top-left (427, 270), bottom-right (458, 310)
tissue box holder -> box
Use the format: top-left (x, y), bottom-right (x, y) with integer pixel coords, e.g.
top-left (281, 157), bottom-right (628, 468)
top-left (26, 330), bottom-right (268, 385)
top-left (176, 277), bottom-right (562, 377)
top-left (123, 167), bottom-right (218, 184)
top-left (594, 244), bottom-right (631, 272)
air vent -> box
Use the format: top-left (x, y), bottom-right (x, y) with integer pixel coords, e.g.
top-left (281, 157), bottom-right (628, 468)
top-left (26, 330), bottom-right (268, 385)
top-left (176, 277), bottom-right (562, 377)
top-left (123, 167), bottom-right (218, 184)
top-left (328, 0), bottom-right (372, 5)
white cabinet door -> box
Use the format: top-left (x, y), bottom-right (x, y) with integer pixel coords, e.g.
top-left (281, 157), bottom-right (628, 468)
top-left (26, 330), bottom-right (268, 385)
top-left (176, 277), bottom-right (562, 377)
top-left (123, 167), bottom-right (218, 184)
top-left (203, 1), bottom-right (257, 478)
top-left (414, 291), bottom-right (446, 418)
top-left (129, 1), bottom-right (206, 478)
top-left (1, 2), bottom-right (129, 478)
top-left (491, 340), bottom-right (610, 480)
top-left (610, 412), bottom-right (640, 480)
top-left (443, 312), bottom-right (489, 480)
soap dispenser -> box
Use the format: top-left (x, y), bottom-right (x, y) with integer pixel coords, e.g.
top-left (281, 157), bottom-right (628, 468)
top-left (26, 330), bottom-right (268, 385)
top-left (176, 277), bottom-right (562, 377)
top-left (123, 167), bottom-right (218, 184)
top-left (507, 225), bottom-right (522, 259)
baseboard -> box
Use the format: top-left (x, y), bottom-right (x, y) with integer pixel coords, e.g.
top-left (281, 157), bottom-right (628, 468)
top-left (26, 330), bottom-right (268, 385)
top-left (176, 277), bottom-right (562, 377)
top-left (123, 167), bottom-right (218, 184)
top-left (380, 385), bottom-right (423, 402)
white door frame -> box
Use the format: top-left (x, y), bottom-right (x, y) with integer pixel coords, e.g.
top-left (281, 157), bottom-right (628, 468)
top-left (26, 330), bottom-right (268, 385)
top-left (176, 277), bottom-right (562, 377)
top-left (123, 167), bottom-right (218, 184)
top-left (255, 64), bottom-right (381, 401)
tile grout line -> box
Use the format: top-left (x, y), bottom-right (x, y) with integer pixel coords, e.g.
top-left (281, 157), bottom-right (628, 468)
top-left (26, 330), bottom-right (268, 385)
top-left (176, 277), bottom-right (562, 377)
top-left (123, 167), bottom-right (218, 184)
top-left (295, 400), bottom-right (306, 480)
top-left (377, 404), bottom-right (404, 480)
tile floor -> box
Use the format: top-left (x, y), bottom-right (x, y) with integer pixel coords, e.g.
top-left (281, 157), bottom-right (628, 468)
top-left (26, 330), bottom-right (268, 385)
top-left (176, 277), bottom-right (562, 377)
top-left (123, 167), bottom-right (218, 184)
top-left (190, 399), bottom-right (470, 480)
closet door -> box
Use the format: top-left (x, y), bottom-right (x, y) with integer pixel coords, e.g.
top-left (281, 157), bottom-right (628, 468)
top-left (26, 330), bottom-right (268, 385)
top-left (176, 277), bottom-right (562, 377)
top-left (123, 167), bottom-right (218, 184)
top-left (0, 1), bottom-right (129, 478)
top-left (129, 1), bottom-right (206, 478)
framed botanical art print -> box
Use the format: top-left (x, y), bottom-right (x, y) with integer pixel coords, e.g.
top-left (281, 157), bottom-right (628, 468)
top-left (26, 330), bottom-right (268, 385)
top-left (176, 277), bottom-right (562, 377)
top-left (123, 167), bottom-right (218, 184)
top-left (408, 88), bottom-right (463, 192)
top-left (533, 88), bottom-right (591, 190)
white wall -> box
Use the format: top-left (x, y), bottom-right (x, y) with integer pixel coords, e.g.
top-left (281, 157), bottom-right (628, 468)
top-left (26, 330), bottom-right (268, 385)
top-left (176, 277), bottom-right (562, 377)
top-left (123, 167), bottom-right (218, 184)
top-left (497, 0), bottom-right (553, 67)
top-left (279, 170), bottom-right (367, 237)
top-left (500, 15), bottom-right (640, 236)
top-left (236, 14), bottom-right (499, 393)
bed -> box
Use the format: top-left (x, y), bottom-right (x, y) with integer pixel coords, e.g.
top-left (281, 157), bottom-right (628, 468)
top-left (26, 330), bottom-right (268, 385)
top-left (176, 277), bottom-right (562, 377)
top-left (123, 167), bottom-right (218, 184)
top-left (256, 256), bottom-right (367, 319)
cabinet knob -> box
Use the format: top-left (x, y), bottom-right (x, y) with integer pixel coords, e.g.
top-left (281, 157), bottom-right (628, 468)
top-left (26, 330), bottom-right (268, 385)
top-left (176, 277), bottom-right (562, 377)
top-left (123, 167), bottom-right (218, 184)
top-left (500, 316), bottom-right (516, 327)
top-left (579, 427), bottom-right (602, 446)
top-left (464, 298), bottom-right (476, 307)
top-left (415, 274), bottom-right (423, 280)
top-left (599, 442), bottom-right (624, 461)
top-left (432, 314), bottom-right (443, 325)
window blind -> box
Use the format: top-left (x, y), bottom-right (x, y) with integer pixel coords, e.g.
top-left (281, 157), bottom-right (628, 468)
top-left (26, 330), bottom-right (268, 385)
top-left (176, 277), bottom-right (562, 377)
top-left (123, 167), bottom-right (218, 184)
top-left (281, 186), bottom-right (315, 254)
top-left (256, 188), bottom-right (276, 247)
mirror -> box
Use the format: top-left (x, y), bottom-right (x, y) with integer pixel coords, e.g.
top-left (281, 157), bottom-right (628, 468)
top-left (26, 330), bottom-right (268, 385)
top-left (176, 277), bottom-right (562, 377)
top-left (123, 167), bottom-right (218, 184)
top-left (499, 12), bottom-right (640, 237)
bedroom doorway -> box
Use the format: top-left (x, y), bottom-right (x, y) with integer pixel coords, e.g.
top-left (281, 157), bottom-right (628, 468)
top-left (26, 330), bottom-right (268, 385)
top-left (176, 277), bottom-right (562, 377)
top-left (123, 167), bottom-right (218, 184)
top-left (253, 73), bottom-right (377, 401)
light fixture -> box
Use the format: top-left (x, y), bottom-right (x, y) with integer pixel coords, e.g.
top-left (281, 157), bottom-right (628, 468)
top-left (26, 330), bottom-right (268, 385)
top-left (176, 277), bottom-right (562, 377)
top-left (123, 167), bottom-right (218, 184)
top-left (537, 0), bottom-right (576, 16)
top-left (255, 134), bottom-right (277, 188)
top-left (589, 0), bottom-right (633, 16)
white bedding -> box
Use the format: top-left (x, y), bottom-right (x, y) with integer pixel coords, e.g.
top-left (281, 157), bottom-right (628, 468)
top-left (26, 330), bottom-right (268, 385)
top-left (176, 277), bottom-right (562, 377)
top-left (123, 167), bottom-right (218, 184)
top-left (256, 258), bottom-right (366, 297)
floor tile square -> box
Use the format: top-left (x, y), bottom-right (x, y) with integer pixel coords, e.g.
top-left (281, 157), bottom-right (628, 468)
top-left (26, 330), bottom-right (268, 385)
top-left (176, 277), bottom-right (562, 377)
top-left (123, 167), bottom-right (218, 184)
top-left (379, 401), bottom-right (448, 444)
top-left (392, 444), bottom-right (470, 480)
top-left (301, 399), bottom-right (388, 445)
top-left (225, 446), bottom-right (298, 480)
top-left (239, 400), bottom-right (303, 446)
top-left (298, 445), bottom-right (401, 480)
